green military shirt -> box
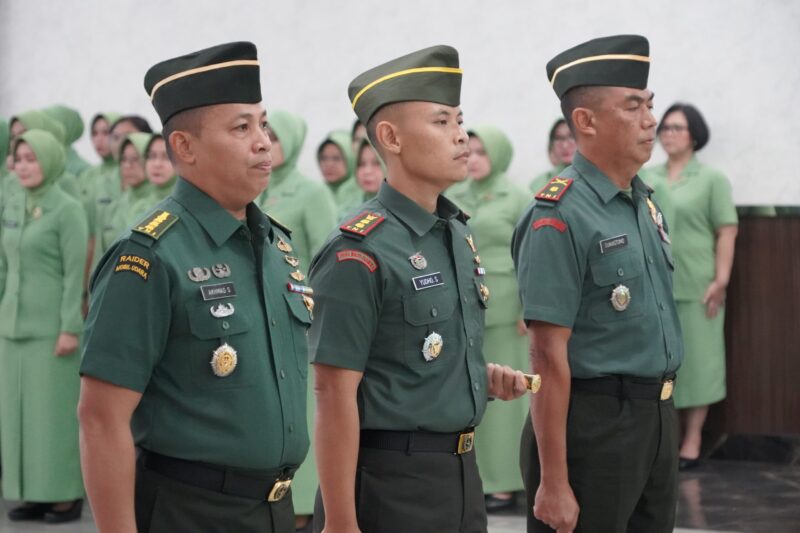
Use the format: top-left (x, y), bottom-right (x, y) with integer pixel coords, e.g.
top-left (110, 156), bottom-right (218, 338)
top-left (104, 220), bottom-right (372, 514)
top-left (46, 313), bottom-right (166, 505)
top-left (309, 182), bottom-right (488, 432)
top-left (512, 152), bottom-right (683, 379)
top-left (80, 177), bottom-right (310, 470)
top-left (642, 157), bottom-right (738, 301)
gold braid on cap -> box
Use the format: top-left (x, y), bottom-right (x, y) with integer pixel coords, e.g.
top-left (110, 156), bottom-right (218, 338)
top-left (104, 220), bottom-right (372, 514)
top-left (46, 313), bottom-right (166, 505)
top-left (351, 66), bottom-right (463, 109)
top-left (149, 59), bottom-right (260, 101)
top-left (549, 54), bottom-right (649, 87)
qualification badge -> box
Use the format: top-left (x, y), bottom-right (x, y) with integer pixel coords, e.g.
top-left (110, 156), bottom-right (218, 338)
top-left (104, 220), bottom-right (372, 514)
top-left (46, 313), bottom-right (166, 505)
top-left (610, 284), bottom-right (631, 312)
top-left (408, 252), bottom-right (428, 270)
top-left (479, 283), bottom-right (490, 303)
top-left (290, 270), bottom-right (306, 282)
top-left (188, 267), bottom-right (211, 282)
top-left (422, 332), bottom-right (443, 361)
top-left (210, 343), bottom-right (238, 377)
top-left (284, 256), bottom-right (300, 268)
top-left (302, 295), bottom-right (315, 319)
top-left (211, 263), bottom-right (231, 278)
top-left (465, 234), bottom-right (477, 253)
top-left (277, 237), bottom-right (293, 253)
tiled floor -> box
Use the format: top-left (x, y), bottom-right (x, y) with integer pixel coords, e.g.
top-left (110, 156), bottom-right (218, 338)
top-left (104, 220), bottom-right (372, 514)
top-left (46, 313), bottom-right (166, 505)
top-left (2, 460), bottom-right (798, 532)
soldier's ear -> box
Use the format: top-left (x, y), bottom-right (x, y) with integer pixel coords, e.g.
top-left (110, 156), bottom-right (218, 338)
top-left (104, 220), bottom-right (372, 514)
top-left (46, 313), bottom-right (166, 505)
top-left (169, 130), bottom-right (197, 166)
top-left (375, 120), bottom-right (401, 156)
top-left (571, 107), bottom-right (596, 138)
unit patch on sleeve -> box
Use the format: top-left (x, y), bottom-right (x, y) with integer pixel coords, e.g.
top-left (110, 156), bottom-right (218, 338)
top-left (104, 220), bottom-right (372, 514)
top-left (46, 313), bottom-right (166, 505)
top-left (339, 211), bottom-right (385, 238)
top-left (132, 210), bottom-right (179, 240)
top-left (532, 217), bottom-right (568, 233)
top-left (535, 177), bottom-right (574, 202)
top-left (114, 254), bottom-right (151, 281)
top-left (336, 249), bottom-right (378, 272)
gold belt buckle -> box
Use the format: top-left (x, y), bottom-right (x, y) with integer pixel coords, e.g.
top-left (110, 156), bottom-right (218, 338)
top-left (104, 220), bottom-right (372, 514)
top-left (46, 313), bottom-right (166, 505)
top-left (660, 379), bottom-right (674, 401)
top-left (457, 431), bottom-right (475, 455)
top-left (267, 478), bottom-right (292, 502)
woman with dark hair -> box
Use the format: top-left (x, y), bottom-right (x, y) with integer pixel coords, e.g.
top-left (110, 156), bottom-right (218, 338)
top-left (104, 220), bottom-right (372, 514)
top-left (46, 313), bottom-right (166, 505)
top-left (529, 118), bottom-right (576, 193)
top-left (350, 119), bottom-right (367, 154)
top-left (644, 103), bottom-right (738, 469)
top-left (317, 130), bottom-right (362, 218)
top-left (448, 125), bottom-right (529, 511)
top-left (354, 138), bottom-right (384, 201)
top-left (0, 130), bottom-right (88, 523)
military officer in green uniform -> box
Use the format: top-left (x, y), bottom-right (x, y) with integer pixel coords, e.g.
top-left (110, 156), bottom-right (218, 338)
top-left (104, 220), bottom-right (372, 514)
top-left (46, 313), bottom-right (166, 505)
top-left (78, 42), bottom-right (309, 533)
top-left (309, 45), bottom-right (529, 533)
top-left (513, 35), bottom-right (683, 532)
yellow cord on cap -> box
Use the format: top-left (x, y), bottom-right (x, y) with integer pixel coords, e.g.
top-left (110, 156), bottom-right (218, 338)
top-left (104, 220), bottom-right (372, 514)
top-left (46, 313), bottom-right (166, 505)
top-left (549, 54), bottom-right (650, 87)
top-left (149, 59), bottom-right (260, 101)
top-left (351, 66), bottom-right (463, 109)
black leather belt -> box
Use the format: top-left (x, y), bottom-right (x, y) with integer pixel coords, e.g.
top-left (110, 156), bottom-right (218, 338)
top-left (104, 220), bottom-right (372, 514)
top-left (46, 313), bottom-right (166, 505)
top-left (360, 428), bottom-right (476, 455)
top-left (138, 449), bottom-right (295, 502)
top-left (571, 375), bottom-right (676, 401)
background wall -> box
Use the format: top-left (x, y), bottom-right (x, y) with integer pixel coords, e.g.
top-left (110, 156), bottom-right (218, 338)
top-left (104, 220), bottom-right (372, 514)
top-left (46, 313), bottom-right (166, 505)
top-left (1, 0), bottom-right (798, 204)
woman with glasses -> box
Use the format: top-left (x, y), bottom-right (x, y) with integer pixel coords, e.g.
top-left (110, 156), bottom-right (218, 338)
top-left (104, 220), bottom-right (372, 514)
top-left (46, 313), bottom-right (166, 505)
top-left (529, 118), bottom-right (576, 193)
top-left (643, 103), bottom-right (738, 470)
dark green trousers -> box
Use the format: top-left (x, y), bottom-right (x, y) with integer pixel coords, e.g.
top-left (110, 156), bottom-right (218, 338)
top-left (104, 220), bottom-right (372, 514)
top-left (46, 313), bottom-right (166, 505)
top-left (314, 446), bottom-right (487, 533)
top-left (520, 391), bottom-right (678, 533)
top-left (135, 461), bottom-right (295, 533)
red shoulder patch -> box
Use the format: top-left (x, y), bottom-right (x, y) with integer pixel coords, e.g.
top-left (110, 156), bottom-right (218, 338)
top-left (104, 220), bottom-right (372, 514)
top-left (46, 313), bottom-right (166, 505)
top-left (533, 217), bottom-right (568, 233)
top-left (336, 249), bottom-right (378, 272)
top-left (535, 177), bottom-right (573, 202)
top-left (339, 211), bottom-right (385, 238)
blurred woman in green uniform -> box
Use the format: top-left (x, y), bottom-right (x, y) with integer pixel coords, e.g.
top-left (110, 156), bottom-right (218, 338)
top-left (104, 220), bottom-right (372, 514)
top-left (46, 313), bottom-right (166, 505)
top-left (447, 125), bottom-right (530, 510)
top-left (92, 132), bottom-right (153, 268)
top-left (1, 118), bottom-right (10, 181)
top-left (77, 112), bottom-right (121, 229)
top-left (0, 130), bottom-right (88, 523)
top-left (354, 138), bottom-right (384, 203)
top-left (645, 103), bottom-right (738, 469)
top-left (257, 112), bottom-right (336, 529)
top-left (529, 118), bottom-right (576, 193)
top-left (259, 110), bottom-right (336, 270)
top-left (130, 133), bottom-right (176, 215)
top-left (43, 104), bottom-right (90, 177)
top-left (317, 130), bottom-right (362, 218)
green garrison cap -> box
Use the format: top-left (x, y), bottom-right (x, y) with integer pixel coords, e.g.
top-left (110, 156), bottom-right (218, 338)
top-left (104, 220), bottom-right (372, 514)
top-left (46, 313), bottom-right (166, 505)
top-left (546, 35), bottom-right (650, 99)
top-left (348, 45), bottom-right (462, 124)
top-left (144, 41), bottom-right (261, 125)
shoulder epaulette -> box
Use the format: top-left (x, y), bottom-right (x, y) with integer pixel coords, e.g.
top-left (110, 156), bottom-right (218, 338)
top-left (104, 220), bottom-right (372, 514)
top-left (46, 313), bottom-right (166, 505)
top-left (132, 209), bottom-right (179, 241)
top-left (339, 211), bottom-right (385, 239)
top-left (267, 214), bottom-right (292, 237)
top-left (534, 176), bottom-right (573, 203)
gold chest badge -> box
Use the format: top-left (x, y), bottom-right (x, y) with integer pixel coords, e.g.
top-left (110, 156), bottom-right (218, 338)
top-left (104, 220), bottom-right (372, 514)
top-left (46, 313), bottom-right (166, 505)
top-left (210, 343), bottom-right (238, 377)
top-left (610, 284), bottom-right (631, 312)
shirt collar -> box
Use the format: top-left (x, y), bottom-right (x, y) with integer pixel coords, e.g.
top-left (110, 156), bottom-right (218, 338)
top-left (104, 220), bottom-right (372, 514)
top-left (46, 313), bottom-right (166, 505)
top-left (573, 152), bottom-right (649, 205)
top-left (172, 177), bottom-right (269, 246)
top-left (377, 181), bottom-right (465, 237)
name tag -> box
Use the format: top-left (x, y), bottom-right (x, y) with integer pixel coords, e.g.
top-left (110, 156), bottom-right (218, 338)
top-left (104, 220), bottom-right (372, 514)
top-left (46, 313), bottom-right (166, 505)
top-left (412, 272), bottom-right (444, 291)
top-left (599, 234), bottom-right (629, 254)
top-left (200, 282), bottom-right (237, 301)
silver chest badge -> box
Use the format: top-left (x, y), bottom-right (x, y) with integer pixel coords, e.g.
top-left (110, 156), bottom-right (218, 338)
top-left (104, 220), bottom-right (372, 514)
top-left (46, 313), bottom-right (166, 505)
top-left (409, 252), bottom-right (428, 270)
top-left (212, 263), bottom-right (231, 278)
top-left (210, 303), bottom-right (235, 318)
top-left (610, 284), bottom-right (631, 311)
top-left (188, 267), bottom-right (211, 282)
top-left (422, 332), bottom-right (443, 361)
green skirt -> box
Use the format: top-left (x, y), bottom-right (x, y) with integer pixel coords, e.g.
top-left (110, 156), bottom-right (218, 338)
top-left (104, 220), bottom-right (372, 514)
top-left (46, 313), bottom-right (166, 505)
top-left (673, 301), bottom-right (727, 409)
top-left (0, 336), bottom-right (84, 501)
top-left (474, 322), bottom-right (528, 493)
top-left (290, 372), bottom-right (317, 515)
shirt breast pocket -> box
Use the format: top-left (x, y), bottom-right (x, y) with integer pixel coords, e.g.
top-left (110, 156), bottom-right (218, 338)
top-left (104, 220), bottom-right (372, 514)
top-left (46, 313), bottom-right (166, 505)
top-left (588, 250), bottom-right (645, 323)
top-left (401, 287), bottom-right (456, 368)
top-left (284, 293), bottom-right (312, 377)
top-left (660, 241), bottom-right (675, 271)
top-left (185, 302), bottom-right (257, 389)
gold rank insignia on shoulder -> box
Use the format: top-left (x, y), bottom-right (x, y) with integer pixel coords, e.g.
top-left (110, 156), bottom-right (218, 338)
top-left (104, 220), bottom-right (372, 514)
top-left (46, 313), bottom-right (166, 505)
top-left (535, 176), bottom-right (574, 202)
top-left (210, 343), bottom-right (238, 377)
top-left (610, 284), bottom-right (631, 311)
top-left (422, 332), bottom-right (443, 362)
top-left (277, 237), bottom-right (293, 253)
top-left (133, 210), bottom-right (179, 240)
top-left (340, 211), bottom-right (386, 238)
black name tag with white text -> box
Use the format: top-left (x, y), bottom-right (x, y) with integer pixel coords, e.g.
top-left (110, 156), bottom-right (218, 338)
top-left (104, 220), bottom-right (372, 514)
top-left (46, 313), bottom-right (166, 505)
top-left (599, 234), bottom-right (629, 254)
top-left (412, 272), bottom-right (444, 291)
top-left (200, 282), bottom-right (237, 301)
